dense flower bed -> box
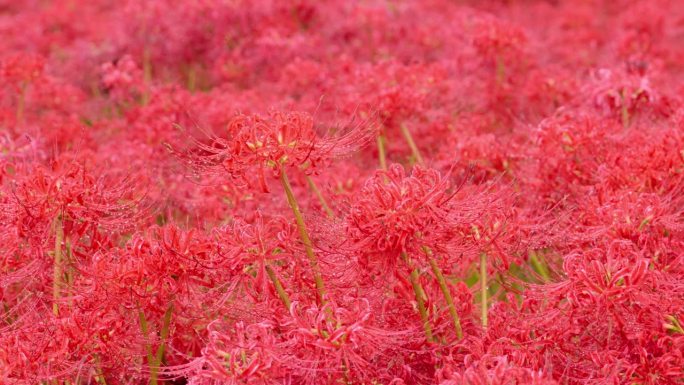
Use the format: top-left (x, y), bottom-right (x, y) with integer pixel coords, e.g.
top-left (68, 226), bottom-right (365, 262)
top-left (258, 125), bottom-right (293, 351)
top-left (1, 1), bottom-right (683, 384)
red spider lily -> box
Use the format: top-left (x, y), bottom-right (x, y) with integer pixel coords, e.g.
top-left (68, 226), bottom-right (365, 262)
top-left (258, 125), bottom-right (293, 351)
top-left (182, 320), bottom-right (286, 385)
top-left (1, 153), bottom-right (147, 319)
top-left (96, 224), bottom-right (244, 385)
top-left (100, 54), bottom-right (146, 105)
top-left (0, 52), bottom-right (45, 125)
top-left (346, 163), bottom-right (508, 341)
top-left (212, 214), bottom-right (300, 306)
top-left (346, 164), bottom-right (501, 269)
top-left (438, 355), bottom-right (558, 385)
top-left (0, 52), bottom-right (45, 90)
top-left (7, 154), bottom-right (146, 243)
top-left (586, 67), bottom-right (677, 126)
top-left (2, 0), bottom-right (684, 384)
top-left (169, 110), bottom-right (371, 190)
top-left (346, 164), bottom-right (456, 262)
top-left (183, 299), bottom-right (424, 385)
top-left (279, 299), bottom-right (420, 384)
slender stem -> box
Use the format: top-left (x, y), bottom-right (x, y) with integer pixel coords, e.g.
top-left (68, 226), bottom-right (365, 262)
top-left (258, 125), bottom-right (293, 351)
top-left (341, 358), bottom-right (352, 385)
top-left (187, 63), bottom-right (197, 92)
top-left (265, 264), bottom-right (292, 309)
top-left (65, 239), bottom-right (74, 308)
top-left (52, 216), bottom-right (64, 316)
top-left (620, 90), bottom-right (630, 128)
top-left (376, 133), bottom-right (388, 171)
top-left (151, 304), bottom-right (173, 385)
top-left (94, 354), bottom-right (108, 385)
top-left (139, 304), bottom-right (173, 385)
top-left (2, 302), bottom-right (13, 325)
top-left (429, 258), bottom-right (463, 340)
top-left (529, 251), bottom-right (550, 283)
top-left (305, 175), bottom-right (334, 219)
top-left (16, 82), bottom-right (27, 125)
top-left (480, 252), bottom-right (488, 330)
top-left (495, 55), bottom-right (506, 85)
top-left (142, 46), bottom-right (152, 105)
top-left (279, 167), bottom-right (327, 304)
top-left (402, 252), bottom-right (433, 342)
top-left (400, 123), bottom-right (424, 166)
top-left (410, 268), bottom-right (433, 342)
top-left (665, 315), bottom-right (683, 334)
top-left (138, 310), bottom-right (155, 378)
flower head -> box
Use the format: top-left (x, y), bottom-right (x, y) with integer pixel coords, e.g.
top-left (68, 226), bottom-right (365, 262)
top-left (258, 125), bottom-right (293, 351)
top-left (170, 110), bottom-right (370, 190)
top-left (346, 164), bottom-right (454, 260)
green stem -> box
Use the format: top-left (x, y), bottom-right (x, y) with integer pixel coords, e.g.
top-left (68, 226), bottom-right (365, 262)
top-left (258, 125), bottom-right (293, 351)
top-left (428, 258), bottom-right (463, 340)
top-left (665, 315), bottom-right (683, 334)
top-left (480, 253), bottom-right (488, 330)
top-left (94, 355), bottom-right (108, 385)
top-left (280, 167), bottom-right (327, 304)
top-left (265, 264), bottom-right (292, 309)
top-left (52, 216), bottom-right (64, 316)
top-left (376, 133), bottom-right (388, 171)
top-left (529, 251), bottom-right (550, 283)
top-left (138, 310), bottom-right (155, 379)
top-left (151, 304), bottom-right (173, 385)
top-left (400, 123), bottom-right (424, 166)
top-left (402, 252), bottom-right (433, 342)
top-left (305, 175), bottom-right (334, 219)
top-left (410, 268), bottom-right (433, 342)
top-left (139, 304), bottom-right (173, 385)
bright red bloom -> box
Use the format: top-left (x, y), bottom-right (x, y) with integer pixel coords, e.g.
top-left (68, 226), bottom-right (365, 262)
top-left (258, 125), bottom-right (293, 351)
top-left (2, 0), bottom-right (684, 384)
top-left (170, 110), bottom-right (370, 190)
top-left (346, 164), bottom-right (501, 270)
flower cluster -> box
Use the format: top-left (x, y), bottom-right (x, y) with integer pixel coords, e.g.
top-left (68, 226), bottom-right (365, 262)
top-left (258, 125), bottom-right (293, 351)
top-left (1, 1), bottom-right (683, 384)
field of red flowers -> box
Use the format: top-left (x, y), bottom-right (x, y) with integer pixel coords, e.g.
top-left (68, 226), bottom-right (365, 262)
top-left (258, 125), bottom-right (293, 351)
top-left (2, 0), bottom-right (684, 384)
